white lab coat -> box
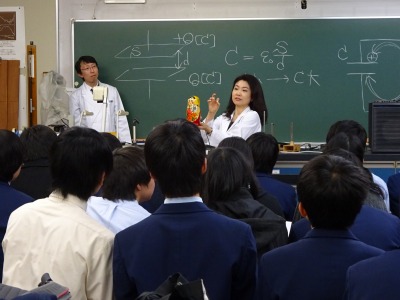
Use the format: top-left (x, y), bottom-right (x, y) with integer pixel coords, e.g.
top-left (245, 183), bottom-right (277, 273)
top-left (69, 81), bottom-right (132, 143)
top-left (201, 106), bottom-right (261, 147)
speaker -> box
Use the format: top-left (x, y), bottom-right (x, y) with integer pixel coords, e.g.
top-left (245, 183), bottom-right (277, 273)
top-left (369, 102), bottom-right (400, 153)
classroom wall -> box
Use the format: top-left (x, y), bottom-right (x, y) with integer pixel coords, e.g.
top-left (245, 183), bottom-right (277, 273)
top-left (0, 0), bottom-right (57, 124)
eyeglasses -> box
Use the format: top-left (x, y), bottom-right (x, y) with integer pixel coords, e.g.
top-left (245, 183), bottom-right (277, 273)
top-left (81, 65), bottom-right (98, 72)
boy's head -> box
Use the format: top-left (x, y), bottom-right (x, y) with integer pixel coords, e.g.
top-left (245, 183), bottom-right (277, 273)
top-left (144, 119), bottom-right (206, 198)
top-left (102, 146), bottom-right (154, 202)
top-left (50, 127), bottom-right (113, 200)
top-left (0, 130), bottom-right (24, 182)
top-left (297, 154), bottom-right (369, 229)
top-left (246, 132), bottom-right (279, 174)
top-left (19, 125), bottom-right (57, 161)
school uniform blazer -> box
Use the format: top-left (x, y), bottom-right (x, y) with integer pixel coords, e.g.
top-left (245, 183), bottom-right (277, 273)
top-left (344, 249), bottom-right (400, 300)
top-left (113, 202), bottom-right (257, 300)
top-left (0, 181), bottom-right (33, 283)
top-left (258, 229), bottom-right (384, 300)
top-left (256, 172), bottom-right (297, 221)
top-left (289, 205), bottom-right (400, 251)
top-left (387, 172), bottom-right (400, 217)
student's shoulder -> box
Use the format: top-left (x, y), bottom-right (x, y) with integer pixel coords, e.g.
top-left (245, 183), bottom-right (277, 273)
top-left (260, 241), bottom-right (298, 264)
top-left (9, 187), bottom-right (34, 204)
top-left (361, 205), bottom-right (400, 224)
top-left (269, 176), bottom-right (296, 190)
top-left (387, 172), bottom-right (400, 184)
top-left (207, 210), bottom-right (255, 233)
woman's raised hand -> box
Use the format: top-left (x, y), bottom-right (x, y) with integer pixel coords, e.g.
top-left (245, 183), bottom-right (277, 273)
top-left (207, 93), bottom-right (220, 114)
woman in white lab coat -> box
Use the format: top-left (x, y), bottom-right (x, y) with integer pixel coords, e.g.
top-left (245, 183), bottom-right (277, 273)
top-left (199, 74), bottom-right (268, 147)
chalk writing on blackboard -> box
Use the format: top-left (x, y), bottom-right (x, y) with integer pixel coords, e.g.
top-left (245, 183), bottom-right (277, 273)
top-left (114, 30), bottom-right (321, 99)
top-left (339, 39), bottom-right (400, 112)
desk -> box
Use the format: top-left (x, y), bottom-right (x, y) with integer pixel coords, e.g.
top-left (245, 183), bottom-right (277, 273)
top-left (274, 151), bottom-right (400, 185)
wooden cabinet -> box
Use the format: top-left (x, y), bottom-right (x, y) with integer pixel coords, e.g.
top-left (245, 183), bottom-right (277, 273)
top-left (0, 60), bottom-right (20, 130)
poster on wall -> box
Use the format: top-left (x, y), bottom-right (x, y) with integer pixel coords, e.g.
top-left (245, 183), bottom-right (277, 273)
top-left (0, 11), bottom-right (16, 39)
top-left (0, 7), bottom-right (27, 128)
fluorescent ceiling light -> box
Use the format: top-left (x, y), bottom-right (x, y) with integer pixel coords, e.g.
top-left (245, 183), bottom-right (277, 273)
top-left (104, 0), bottom-right (146, 3)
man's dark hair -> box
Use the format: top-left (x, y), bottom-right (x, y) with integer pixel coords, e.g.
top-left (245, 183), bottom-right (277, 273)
top-left (50, 127), bottom-right (113, 200)
top-left (100, 132), bottom-right (123, 152)
top-left (0, 130), bottom-right (24, 182)
top-left (246, 132), bottom-right (279, 174)
top-left (144, 120), bottom-right (205, 197)
top-left (297, 154), bottom-right (369, 229)
top-left (202, 147), bottom-right (259, 203)
top-left (74, 55), bottom-right (98, 75)
top-left (326, 120), bottom-right (367, 147)
top-left (102, 146), bottom-right (151, 201)
top-left (19, 125), bottom-right (57, 161)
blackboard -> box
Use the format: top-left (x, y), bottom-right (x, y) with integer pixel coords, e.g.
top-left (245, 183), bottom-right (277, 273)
top-left (73, 18), bottom-right (400, 142)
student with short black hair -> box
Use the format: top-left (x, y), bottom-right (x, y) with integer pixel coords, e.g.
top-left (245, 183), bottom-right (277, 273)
top-left (87, 146), bottom-right (153, 234)
top-left (258, 154), bottom-right (384, 300)
top-left (3, 127), bottom-right (114, 299)
top-left (289, 143), bottom-right (400, 251)
top-left (113, 120), bottom-right (258, 300)
top-left (11, 125), bottom-right (57, 199)
top-left (0, 130), bottom-right (33, 283)
top-left (246, 132), bottom-right (297, 221)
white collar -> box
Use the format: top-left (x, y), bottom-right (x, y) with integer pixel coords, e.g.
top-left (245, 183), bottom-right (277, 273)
top-left (164, 196), bottom-right (203, 204)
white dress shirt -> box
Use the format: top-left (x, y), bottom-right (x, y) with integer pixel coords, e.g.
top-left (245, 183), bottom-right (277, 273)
top-left (2, 192), bottom-right (114, 300)
top-left (87, 196), bottom-right (150, 234)
top-left (372, 173), bottom-right (390, 212)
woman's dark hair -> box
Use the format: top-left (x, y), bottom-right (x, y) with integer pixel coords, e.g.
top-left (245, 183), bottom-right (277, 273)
top-left (0, 130), bottom-right (24, 182)
top-left (19, 125), bottom-right (57, 161)
top-left (202, 147), bottom-right (259, 203)
top-left (224, 74), bottom-right (268, 125)
top-left (102, 146), bottom-right (151, 201)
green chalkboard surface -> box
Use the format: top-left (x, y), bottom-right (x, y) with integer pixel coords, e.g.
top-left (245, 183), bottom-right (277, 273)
top-left (73, 18), bottom-right (400, 141)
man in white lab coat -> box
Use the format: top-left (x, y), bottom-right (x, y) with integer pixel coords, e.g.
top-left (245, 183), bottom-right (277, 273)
top-left (69, 55), bottom-right (132, 143)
